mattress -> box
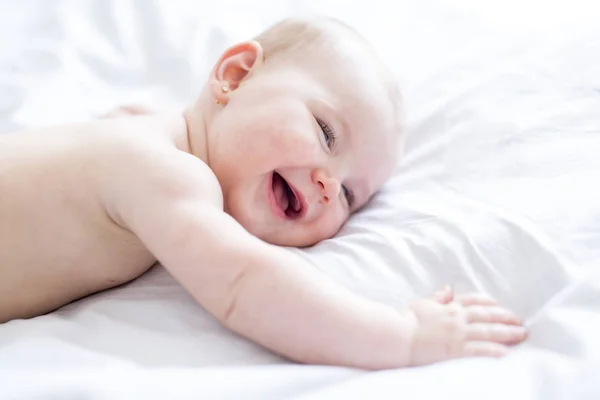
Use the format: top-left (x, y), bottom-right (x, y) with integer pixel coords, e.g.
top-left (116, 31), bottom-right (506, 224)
top-left (1, 0), bottom-right (600, 398)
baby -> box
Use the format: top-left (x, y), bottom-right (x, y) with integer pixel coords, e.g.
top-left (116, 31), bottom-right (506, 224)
top-left (0, 17), bottom-right (526, 369)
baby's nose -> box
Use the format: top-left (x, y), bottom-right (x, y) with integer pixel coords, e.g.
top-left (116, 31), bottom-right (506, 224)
top-left (311, 169), bottom-right (341, 205)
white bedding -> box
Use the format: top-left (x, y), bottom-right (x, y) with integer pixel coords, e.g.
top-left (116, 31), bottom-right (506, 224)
top-left (1, 0), bottom-right (600, 398)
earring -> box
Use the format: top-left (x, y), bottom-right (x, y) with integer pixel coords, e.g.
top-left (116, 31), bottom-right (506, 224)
top-left (216, 82), bottom-right (230, 105)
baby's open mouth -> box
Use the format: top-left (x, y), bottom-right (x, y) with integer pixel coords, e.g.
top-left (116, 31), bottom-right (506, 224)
top-left (272, 172), bottom-right (304, 219)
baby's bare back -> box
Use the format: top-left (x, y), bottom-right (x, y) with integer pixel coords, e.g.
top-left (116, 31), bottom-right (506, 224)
top-left (0, 116), bottom-right (185, 322)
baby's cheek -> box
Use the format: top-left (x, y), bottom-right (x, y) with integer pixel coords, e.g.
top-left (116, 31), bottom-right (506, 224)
top-left (265, 109), bottom-right (319, 161)
top-left (275, 136), bottom-right (319, 166)
top-left (271, 124), bottom-right (322, 166)
top-left (317, 212), bottom-right (347, 241)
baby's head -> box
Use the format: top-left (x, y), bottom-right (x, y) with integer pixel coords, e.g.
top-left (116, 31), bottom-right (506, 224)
top-left (187, 17), bottom-right (403, 247)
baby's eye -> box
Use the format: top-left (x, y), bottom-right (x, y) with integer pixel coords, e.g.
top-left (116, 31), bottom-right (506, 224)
top-left (342, 185), bottom-right (354, 207)
top-left (316, 118), bottom-right (335, 148)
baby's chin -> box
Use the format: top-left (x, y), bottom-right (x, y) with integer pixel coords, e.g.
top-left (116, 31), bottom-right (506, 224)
top-left (264, 233), bottom-right (320, 248)
top-left (231, 212), bottom-right (316, 247)
top-left (224, 200), bottom-right (280, 243)
top-left (224, 195), bottom-right (326, 248)
top-left (252, 224), bottom-right (326, 248)
top-left (236, 216), bottom-right (305, 247)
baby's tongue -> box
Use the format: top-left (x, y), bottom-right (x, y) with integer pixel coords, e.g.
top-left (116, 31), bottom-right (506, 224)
top-left (273, 174), bottom-right (289, 212)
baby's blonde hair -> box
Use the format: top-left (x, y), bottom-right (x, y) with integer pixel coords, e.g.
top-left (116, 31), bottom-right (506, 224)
top-left (253, 17), bottom-right (352, 61)
top-left (253, 17), bottom-right (404, 153)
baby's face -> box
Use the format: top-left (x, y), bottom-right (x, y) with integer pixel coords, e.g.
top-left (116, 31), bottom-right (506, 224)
top-left (206, 43), bottom-right (399, 247)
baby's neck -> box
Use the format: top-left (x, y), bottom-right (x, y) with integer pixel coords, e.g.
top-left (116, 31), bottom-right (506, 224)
top-left (181, 106), bottom-right (209, 165)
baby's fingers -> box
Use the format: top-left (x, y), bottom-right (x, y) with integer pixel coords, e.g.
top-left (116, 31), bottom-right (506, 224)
top-left (431, 285), bottom-right (454, 304)
top-left (467, 323), bottom-right (527, 344)
top-left (466, 306), bottom-right (523, 325)
top-left (462, 342), bottom-right (509, 358)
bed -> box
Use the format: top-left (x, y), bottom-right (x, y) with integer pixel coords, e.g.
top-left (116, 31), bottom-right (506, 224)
top-left (1, 0), bottom-right (600, 398)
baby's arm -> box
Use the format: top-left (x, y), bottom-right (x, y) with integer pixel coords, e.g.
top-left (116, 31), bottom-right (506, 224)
top-left (113, 153), bottom-right (526, 369)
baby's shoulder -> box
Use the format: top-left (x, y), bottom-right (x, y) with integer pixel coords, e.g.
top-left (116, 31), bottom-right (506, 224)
top-left (94, 117), bottom-right (223, 213)
top-left (87, 113), bottom-right (183, 156)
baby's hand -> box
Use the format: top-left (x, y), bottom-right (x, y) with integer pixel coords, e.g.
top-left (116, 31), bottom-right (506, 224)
top-left (408, 287), bottom-right (527, 366)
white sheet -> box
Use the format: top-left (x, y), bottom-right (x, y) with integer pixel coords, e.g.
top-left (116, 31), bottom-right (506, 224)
top-left (2, 0), bottom-right (600, 399)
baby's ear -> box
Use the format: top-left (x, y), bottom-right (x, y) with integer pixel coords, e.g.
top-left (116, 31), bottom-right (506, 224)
top-left (211, 41), bottom-right (264, 104)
